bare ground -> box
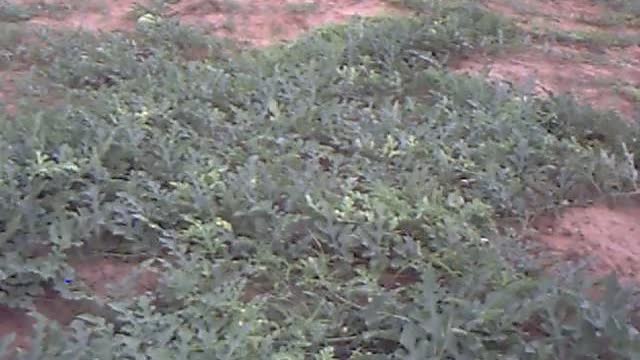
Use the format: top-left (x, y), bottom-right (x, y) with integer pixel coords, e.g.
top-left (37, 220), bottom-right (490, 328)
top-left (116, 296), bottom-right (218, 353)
top-left (453, 43), bottom-right (640, 118)
top-left (482, 0), bottom-right (637, 34)
top-left (171, 0), bottom-right (405, 46)
top-left (0, 257), bottom-right (158, 358)
top-left (531, 195), bottom-right (640, 285)
top-left (454, 0), bottom-right (640, 119)
top-left (0, 70), bottom-right (19, 115)
top-left (11, 0), bottom-right (402, 45)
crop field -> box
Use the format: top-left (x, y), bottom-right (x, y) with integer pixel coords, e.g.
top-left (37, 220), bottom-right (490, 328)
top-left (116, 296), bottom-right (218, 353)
top-left (1, 0), bottom-right (640, 358)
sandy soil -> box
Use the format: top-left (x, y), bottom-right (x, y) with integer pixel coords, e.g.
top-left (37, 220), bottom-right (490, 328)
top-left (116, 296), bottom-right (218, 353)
top-left (11, 0), bottom-right (401, 45)
top-left (455, 0), bottom-right (640, 119)
top-left (531, 195), bottom-right (640, 284)
top-left (453, 44), bottom-right (640, 118)
top-left (172, 0), bottom-right (404, 46)
top-left (12, 0), bottom-right (138, 32)
top-left (482, 0), bottom-right (636, 34)
top-left (0, 70), bottom-right (18, 116)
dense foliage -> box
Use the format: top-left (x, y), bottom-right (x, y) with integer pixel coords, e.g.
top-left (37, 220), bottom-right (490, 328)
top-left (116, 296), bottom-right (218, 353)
top-left (1, 2), bottom-right (640, 359)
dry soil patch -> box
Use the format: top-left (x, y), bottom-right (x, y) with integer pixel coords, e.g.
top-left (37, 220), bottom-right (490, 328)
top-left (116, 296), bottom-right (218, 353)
top-left (455, 0), bottom-right (640, 119)
top-left (171, 0), bottom-right (404, 46)
top-left (0, 70), bottom-right (20, 116)
top-left (0, 257), bottom-right (158, 358)
top-left (71, 256), bottom-right (159, 299)
top-left (483, 0), bottom-right (639, 35)
top-left (16, 0), bottom-right (138, 32)
top-left (453, 44), bottom-right (640, 119)
top-left (532, 196), bottom-right (640, 285)
top-left (10, 0), bottom-right (402, 46)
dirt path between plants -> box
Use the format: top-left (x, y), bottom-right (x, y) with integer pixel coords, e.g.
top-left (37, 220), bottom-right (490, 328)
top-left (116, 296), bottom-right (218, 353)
top-left (454, 0), bottom-right (640, 294)
top-left (171, 0), bottom-right (405, 46)
top-left (530, 195), bottom-right (640, 284)
top-left (453, 44), bottom-right (640, 118)
top-left (12, 0), bottom-right (403, 45)
top-left (454, 0), bottom-right (640, 119)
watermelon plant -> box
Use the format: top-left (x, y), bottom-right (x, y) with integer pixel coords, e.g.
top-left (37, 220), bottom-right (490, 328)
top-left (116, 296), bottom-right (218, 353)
top-left (1, 1), bottom-right (640, 359)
